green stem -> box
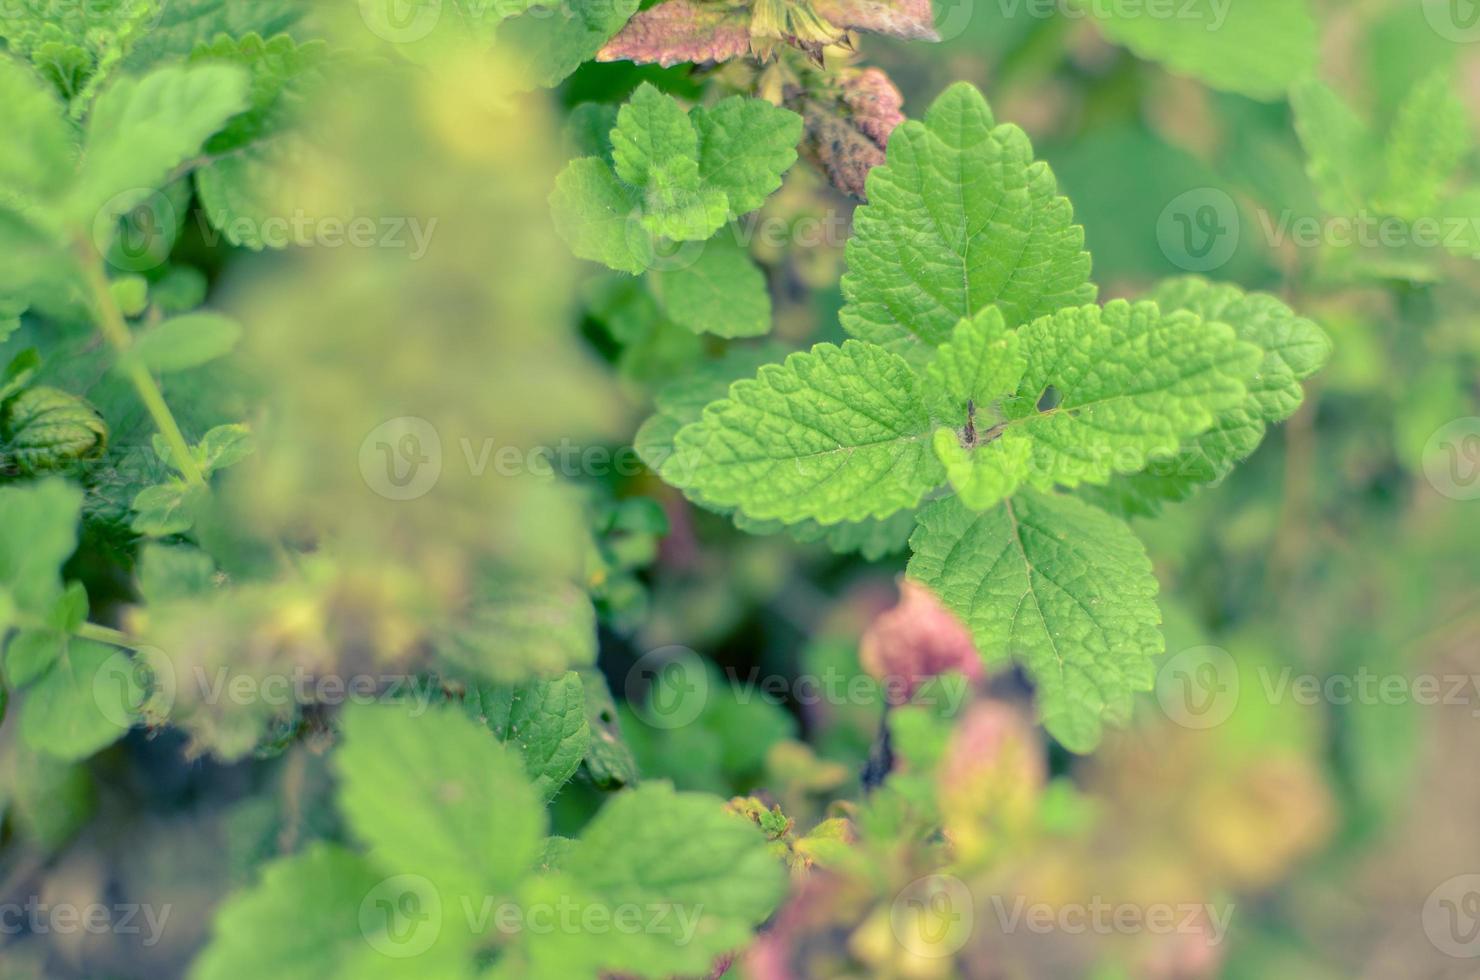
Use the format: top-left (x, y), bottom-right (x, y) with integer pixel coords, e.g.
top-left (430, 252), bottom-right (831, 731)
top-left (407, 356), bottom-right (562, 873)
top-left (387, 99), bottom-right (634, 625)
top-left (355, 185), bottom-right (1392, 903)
top-left (74, 621), bottom-right (138, 648)
top-left (76, 242), bottom-right (207, 488)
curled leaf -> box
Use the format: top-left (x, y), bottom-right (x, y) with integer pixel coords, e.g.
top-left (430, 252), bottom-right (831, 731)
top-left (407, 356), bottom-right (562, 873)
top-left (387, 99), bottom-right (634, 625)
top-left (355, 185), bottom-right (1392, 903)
top-left (858, 578), bottom-right (981, 703)
top-left (597, 0), bottom-right (751, 68)
top-left (2, 387), bottom-right (108, 473)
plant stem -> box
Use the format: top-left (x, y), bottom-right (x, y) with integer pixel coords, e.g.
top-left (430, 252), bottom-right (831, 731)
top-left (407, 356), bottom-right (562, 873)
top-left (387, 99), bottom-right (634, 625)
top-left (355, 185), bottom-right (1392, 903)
top-left (76, 242), bottom-right (207, 488)
top-left (74, 621), bottom-right (138, 648)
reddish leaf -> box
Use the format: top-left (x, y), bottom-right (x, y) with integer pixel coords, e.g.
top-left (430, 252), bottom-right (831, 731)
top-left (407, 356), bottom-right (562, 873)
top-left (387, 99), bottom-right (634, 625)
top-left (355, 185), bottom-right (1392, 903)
top-left (797, 67), bottom-right (905, 199)
top-left (815, 0), bottom-right (938, 40)
top-left (597, 0), bottom-right (751, 68)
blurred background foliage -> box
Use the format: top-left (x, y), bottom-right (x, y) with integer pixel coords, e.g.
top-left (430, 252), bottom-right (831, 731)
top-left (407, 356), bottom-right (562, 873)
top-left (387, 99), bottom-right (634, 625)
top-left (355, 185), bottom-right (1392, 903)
top-left (0, 0), bottom-right (1477, 976)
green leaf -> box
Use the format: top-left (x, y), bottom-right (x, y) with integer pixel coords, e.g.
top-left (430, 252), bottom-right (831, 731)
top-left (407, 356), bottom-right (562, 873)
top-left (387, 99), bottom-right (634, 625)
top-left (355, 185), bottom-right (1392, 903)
top-left (334, 703), bottom-right (545, 902)
top-left (186, 32), bottom-right (328, 153)
top-left (1290, 79), bottom-right (1380, 215)
top-left (550, 156), bottom-right (650, 274)
top-left (437, 577), bottom-right (597, 684)
top-left (68, 63), bottom-right (251, 224)
top-left (0, 54), bottom-right (74, 200)
top-left (195, 422), bottom-right (255, 473)
top-left (931, 300), bottom-right (1259, 509)
top-left (20, 639), bottom-right (137, 760)
top-left (464, 671), bottom-right (591, 801)
top-left (5, 629), bottom-right (64, 688)
top-left (576, 669), bottom-right (639, 789)
top-left (908, 492), bottom-right (1162, 752)
top-left (1088, 279), bottom-right (1331, 514)
top-left (1075, 0), bottom-right (1317, 101)
top-left (2, 386), bottom-right (108, 472)
top-left (923, 306), bottom-right (1026, 423)
top-left (131, 479), bottom-right (205, 536)
top-left (650, 233), bottom-right (771, 338)
top-left (191, 842), bottom-right (479, 980)
top-left (501, 0), bottom-right (640, 90)
top-left (1374, 69), bottom-right (1471, 220)
top-left (691, 95), bottom-right (802, 216)
top-left (667, 340), bottom-right (943, 524)
top-left (126, 311), bottom-right (242, 373)
top-left (519, 783), bottom-right (786, 978)
top-left (612, 82), bottom-right (699, 189)
top-left (841, 82), bottom-right (1094, 354)
top-left (0, 479), bottom-right (82, 621)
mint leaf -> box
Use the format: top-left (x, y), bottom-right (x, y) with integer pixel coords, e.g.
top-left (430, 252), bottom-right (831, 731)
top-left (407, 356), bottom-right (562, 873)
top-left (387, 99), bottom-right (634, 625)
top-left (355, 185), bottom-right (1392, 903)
top-left (1075, 0), bottom-right (1317, 101)
top-left (0, 55), bottom-right (74, 200)
top-left (929, 300), bottom-right (1259, 509)
top-left (908, 492), bottom-right (1162, 752)
top-left (552, 87), bottom-right (799, 271)
top-left (68, 63), bottom-right (251, 224)
top-left (550, 157), bottom-right (650, 274)
top-left (0, 479), bottom-right (82, 621)
top-left (650, 234), bottom-right (771, 338)
top-left (841, 82), bottom-right (1093, 354)
top-left (1088, 279), bottom-right (1331, 514)
top-left (1373, 69), bottom-right (1471, 220)
top-left (333, 703), bottom-right (545, 901)
top-left (667, 340), bottom-right (942, 524)
top-left (437, 577), bottom-right (597, 684)
top-left (192, 842), bottom-right (478, 980)
top-left (502, 0), bottom-right (641, 90)
top-left (576, 669), bottom-right (639, 789)
top-left (692, 95), bottom-right (803, 216)
top-left (125, 311), bottom-right (242, 373)
top-left (1290, 79), bottom-right (1381, 216)
top-left (923, 306), bottom-right (1026, 422)
top-left (518, 782), bottom-right (786, 977)
top-left (464, 671), bottom-right (591, 801)
top-left (20, 639), bottom-right (137, 760)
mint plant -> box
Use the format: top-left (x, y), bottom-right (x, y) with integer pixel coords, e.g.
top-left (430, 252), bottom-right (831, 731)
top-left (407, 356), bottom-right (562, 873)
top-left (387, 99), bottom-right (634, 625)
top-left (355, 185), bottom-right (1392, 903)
top-left (619, 82), bottom-right (1330, 751)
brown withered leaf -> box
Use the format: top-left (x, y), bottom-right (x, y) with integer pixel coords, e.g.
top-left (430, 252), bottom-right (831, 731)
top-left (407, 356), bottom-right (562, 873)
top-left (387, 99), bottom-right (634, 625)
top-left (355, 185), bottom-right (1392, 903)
top-left (596, 0), bottom-right (751, 68)
top-left (815, 0), bottom-right (938, 40)
top-left (796, 66), bottom-right (904, 199)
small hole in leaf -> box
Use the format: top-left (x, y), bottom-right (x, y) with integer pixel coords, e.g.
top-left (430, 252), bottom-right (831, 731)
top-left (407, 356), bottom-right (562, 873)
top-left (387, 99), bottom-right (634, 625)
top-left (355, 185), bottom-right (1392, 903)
top-left (1037, 386), bottom-right (1061, 412)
